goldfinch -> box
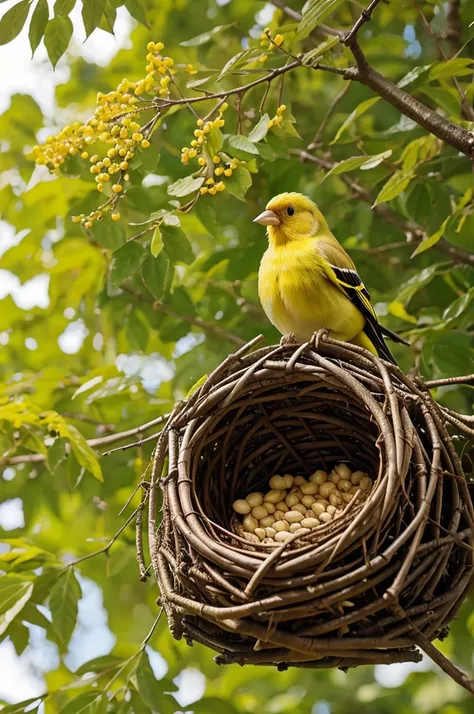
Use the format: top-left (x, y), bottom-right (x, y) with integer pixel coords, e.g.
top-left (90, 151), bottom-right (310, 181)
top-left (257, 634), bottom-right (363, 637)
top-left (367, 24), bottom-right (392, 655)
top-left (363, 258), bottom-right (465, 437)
top-left (255, 192), bottom-right (408, 364)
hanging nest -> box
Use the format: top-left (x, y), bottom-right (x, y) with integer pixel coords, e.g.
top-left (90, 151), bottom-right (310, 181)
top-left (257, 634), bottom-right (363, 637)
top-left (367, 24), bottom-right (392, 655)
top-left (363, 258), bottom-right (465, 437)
top-left (144, 333), bottom-right (474, 679)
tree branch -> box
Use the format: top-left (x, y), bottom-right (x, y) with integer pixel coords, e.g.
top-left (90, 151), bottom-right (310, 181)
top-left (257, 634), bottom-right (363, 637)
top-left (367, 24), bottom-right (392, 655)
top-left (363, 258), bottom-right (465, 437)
top-left (269, 1), bottom-right (474, 159)
top-left (4, 414), bottom-right (171, 466)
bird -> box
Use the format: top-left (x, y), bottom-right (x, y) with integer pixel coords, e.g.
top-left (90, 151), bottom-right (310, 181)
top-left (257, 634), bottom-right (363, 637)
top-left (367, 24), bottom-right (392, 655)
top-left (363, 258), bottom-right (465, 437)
top-left (254, 192), bottom-right (408, 364)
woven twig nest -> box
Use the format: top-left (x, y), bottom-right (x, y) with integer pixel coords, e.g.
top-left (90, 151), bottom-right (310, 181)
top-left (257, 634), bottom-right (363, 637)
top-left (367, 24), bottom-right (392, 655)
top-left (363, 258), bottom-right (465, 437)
top-left (146, 334), bottom-right (474, 674)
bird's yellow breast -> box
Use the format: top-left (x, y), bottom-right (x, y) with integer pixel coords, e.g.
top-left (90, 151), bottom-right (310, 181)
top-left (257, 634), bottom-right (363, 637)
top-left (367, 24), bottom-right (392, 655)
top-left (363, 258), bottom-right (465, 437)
top-left (258, 238), bottom-right (365, 342)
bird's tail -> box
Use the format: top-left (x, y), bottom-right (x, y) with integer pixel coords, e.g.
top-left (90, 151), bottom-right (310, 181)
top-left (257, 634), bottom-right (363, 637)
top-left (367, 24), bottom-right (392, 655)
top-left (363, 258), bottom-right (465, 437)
top-left (380, 325), bottom-right (410, 347)
top-left (362, 321), bottom-right (398, 365)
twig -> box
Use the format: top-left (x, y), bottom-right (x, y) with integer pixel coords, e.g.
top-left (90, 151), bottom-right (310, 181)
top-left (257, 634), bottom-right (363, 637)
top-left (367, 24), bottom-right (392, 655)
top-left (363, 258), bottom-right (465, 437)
top-left (424, 374), bottom-right (474, 388)
top-left (121, 284), bottom-right (246, 346)
top-left (308, 83), bottom-right (351, 149)
top-left (4, 413), bottom-right (171, 466)
top-left (343, 0), bottom-right (384, 45)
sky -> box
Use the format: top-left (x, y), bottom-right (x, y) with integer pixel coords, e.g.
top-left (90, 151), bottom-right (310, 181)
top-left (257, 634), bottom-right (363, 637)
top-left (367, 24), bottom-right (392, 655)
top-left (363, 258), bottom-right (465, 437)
top-left (0, 0), bottom-right (440, 705)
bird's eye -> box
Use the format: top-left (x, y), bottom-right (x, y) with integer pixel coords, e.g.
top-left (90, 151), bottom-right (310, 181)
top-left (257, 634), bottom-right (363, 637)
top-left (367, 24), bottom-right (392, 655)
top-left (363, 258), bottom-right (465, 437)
top-left (286, 206), bottom-right (295, 216)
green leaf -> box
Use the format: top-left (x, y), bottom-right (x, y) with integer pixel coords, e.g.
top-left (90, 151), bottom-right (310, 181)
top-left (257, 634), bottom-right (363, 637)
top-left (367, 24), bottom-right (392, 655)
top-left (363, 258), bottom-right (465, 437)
top-left (161, 225), bottom-right (194, 265)
top-left (82, 0), bottom-right (105, 37)
top-left (100, 0), bottom-right (116, 33)
top-left (322, 150), bottom-right (392, 181)
top-left (180, 23), bottom-right (234, 47)
top-left (217, 49), bottom-right (251, 81)
top-left (76, 654), bottom-right (123, 675)
top-left (330, 97), bottom-right (380, 145)
top-left (0, 0), bottom-right (31, 45)
top-left (373, 170), bottom-right (415, 206)
top-left (44, 16), bottom-right (73, 67)
top-left (300, 36), bottom-right (340, 65)
top-left (91, 215), bottom-right (125, 250)
top-left (60, 693), bottom-right (106, 714)
top-left (0, 576), bottom-right (34, 636)
top-left (150, 226), bottom-right (163, 258)
top-left (185, 373), bottom-right (208, 398)
top-left (167, 175), bottom-right (204, 197)
top-left (66, 423), bottom-right (103, 482)
top-left (135, 652), bottom-right (175, 711)
top-left (429, 332), bottom-right (474, 377)
top-left (397, 64), bottom-right (431, 89)
top-left (0, 699), bottom-right (44, 714)
top-left (206, 126), bottom-right (223, 158)
top-left (110, 242), bottom-right (145, 286)
top-left (248, 114), bottom-right (270, 143)
top-left (429, 57), bottom-right (474, 80)
top-left (227, 134), bottom-right (258, 156)
top-left (411, 218), bottom-right (449, 258)
top-left (49, 568), bottom-right (82, 648)
top-left (123, 0), bottom-right (147, 26)
top-left (29, 0), bottom-right (49, 55)
top-left (53, 0), bottom-right (75, 16)
top-left (388, 300), bottom-right (417, 324)
top-left (224, 166), bottom-right (252, 201)
top-left (141, 253), bottom-right (170, 301)
top-left (194, 198), bottom-right (218, 237)
top-left (298, 0), bottom-right (345, 39)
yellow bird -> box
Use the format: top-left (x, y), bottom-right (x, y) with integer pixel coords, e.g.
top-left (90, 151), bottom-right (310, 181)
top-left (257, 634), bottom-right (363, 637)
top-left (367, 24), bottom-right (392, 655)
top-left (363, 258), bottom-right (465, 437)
top-left (255, 192), bottom-right (407, 364)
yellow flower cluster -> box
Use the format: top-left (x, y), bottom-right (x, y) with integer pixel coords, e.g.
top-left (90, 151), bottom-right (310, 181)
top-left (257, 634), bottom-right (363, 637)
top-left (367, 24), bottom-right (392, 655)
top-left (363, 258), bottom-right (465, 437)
top-left (180, 104), bottom-right (228, 164)
top-left (32, 40), bottom-right (183, 228)
top-left (267, 104), bottom-right (287, 129)
top-left (258, 29), bottom-right (284, 61)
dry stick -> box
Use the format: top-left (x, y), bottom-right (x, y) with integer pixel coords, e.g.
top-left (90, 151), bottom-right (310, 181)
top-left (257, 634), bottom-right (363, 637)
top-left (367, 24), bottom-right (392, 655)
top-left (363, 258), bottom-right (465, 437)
top-left (425, 374), bottom-right (474, 388)
top-left (292, 149), bottom-right (474, 267)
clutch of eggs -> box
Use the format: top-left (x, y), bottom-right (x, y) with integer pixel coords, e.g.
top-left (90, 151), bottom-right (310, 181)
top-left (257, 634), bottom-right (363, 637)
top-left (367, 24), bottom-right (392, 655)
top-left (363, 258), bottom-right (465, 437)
top-left (232, 463), bottom-right (372, 545)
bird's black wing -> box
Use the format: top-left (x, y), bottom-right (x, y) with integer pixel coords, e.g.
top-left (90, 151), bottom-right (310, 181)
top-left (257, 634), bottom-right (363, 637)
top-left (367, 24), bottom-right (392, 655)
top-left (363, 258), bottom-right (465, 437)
top-left (328, 264), bottom-right (398, 364)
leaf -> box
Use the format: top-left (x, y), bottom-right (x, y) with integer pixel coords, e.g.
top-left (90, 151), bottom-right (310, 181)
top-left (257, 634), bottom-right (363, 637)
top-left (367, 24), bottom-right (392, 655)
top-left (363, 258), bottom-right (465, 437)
top-left (150, 226), bottom-right (163, 258)
top-left (123, 0), bottom-right (147, 27)
top-left (331, 97), bottom-right (380, 145)
top-left (44, 16), bottom-right (72, 67)
top-left (161, 225), bottom-right (194, 265)
top-left (53, 0), bottom-right (75, 16)
top-left (388, 301), bottom-right (417, 324)
top-left (0, 699), bottom-right (44, 714)
top-left (0, 576), bottom-right (34, 636)
top-left (206, 126), bottom-right (223, 158)
top-left (66, 423), bottom-right (103, 481)
top-left (217, 50), bottom-right (250, 81)
top-left (110, 241), bottom-right (145, 286)
top-left (227, 134), bottom-right (258, 156)
top-left (180, 23), bottom-right (234, 47)
top-left (186, 373), bottom-right (208, 398)
top-left (298, 0), bottom-right (345, 39)
top-left (429, 57), bottom-right (474, 80)
top-left (141, 253), bottom-right (170, 301)
top-left (100, 0), bottom-right (116, 33)
top-left (82, 0), bottom-right (105, 37)
top-left (397, 64), bottom-right (431, 89)
top-left (224, 166), bottom-right (252, 201)
top-left (429, 332), bottom-right (474, 377)
top-left (0, 0), bottom-right (31, 45)
top-left (29, 0), bottom-right (49, 55)
top-left (300, 35), bottom-right (340, 64)
top-left (322, 151), bottom-right (392, 181)
top-left (49, 568), bottom-right (82, 648)
top-left (76, 654), bottom-right (123, 675)
top-left (60, 693), bottom-right (106, 714)
top-left (167, 175), bottom-right (204, 197)
top-left (373, 170), bottom-right (415, 206)
top-left (194, 199), bottom-right (218, 237)
top-left (411, 218), bottom-right (449, 258)
top-left (248, 114), bottom-right (270, 143)
top-left (135, 652), bottom-right (165, 710)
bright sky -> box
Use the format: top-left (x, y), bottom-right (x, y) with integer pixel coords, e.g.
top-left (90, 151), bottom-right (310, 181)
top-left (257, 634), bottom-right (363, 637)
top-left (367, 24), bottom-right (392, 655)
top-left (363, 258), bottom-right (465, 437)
top-left (0, 0), bottom-right (440, 704)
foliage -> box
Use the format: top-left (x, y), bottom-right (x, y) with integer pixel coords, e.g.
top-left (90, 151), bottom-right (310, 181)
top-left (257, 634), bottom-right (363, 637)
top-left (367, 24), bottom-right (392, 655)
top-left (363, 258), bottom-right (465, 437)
top-left (0, 0), bottom-right (473, 712)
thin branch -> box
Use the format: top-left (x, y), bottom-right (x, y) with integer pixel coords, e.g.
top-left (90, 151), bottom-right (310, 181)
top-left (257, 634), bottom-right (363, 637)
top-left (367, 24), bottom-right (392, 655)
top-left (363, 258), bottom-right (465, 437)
top-left (424, 374), bottom-right (474, 388)
top-left (308, 83), bottom-right (351, 149)
top-left (121, 284), bottom-right (246, 346)
top-left (445, 0), bottom-right (462, 55)
top-left (343, 0), bottom-right (384, 45)
top-left (4, 413), bottom-right (171, 466)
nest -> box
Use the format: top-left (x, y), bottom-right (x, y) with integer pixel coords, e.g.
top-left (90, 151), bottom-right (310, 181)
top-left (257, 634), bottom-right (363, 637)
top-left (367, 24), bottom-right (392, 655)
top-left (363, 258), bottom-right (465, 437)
top-left (144, 334), bottom-right (474, 676)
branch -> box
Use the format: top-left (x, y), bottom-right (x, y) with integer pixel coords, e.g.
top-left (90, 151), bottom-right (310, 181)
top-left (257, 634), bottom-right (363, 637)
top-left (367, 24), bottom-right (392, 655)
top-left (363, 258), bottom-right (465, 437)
top-left (445, 0), bottom-right (462, 55)
top-left (292, 149), bottom-right (474, 267)
top-left (4, 413), bottom-right (171, 466)
top-left (270, 1), bottom-right (474, 159)
top-left (121, 284), bottom-right (246, 346)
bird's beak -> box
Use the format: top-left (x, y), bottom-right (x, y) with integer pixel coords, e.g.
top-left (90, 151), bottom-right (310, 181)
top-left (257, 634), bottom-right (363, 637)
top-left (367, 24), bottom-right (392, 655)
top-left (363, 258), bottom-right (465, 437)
top-left (253, 209), bottom-right (281, 226)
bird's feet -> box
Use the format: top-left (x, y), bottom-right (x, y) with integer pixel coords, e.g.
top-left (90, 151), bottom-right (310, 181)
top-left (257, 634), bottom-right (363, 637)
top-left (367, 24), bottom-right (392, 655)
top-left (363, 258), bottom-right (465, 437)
top-left (280, 332), bottom-right (298, 347)
top-left (310, 329), bottom-right (329, 351)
